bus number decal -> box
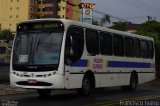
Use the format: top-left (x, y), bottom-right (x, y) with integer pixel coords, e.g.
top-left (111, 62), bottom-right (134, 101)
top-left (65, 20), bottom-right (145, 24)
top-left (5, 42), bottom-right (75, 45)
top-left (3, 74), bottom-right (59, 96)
top-left (19, 55), bottom-right (28, 63)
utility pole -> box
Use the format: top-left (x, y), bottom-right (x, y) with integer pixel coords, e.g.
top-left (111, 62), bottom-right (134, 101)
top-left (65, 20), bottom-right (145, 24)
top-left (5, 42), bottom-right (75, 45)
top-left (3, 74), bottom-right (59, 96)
top-left (147, 16), bottom-right (152, 21)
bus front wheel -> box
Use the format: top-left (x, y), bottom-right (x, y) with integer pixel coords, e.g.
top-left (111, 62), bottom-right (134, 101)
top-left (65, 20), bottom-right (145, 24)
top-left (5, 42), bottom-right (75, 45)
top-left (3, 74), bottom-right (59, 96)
top-left (77, 75), bottom-right (92, 96)
top-left (37, 89), bottom-right (51, 97)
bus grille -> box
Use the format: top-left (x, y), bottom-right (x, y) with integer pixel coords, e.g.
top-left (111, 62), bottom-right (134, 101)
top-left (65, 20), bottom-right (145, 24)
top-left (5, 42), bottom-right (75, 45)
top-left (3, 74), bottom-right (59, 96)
top-left (16, 81), bottom-right (52, 86)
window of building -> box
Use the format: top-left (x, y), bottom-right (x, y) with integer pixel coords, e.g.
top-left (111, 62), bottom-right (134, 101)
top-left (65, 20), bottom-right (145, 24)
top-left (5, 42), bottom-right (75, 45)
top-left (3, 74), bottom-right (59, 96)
top-left (86, 29), bottom-right (99, 55)
top-left (10, 15), bottom-right (12, 18)
top-left (42, 8), bottom-right (46, 12)
top-left (17, 0), bottom-right (19, 2)
top-left (0, 47), bottom-right (6, 54)
top-left (10, 7), bottom-right (12, 10)
top-left (113, 34), bottom-right (124, 56)
top-left (16, 15), bottom-right (19, 18)
top-left (141, 40), bottom-right (149, 58)
top-left (134, 38), bottom-right (141, 58)
top-left (100, 32), bottom-right (113, 55)
top-left (9, 23), bottom-right (12, 26)
top-left (65, 26), bottom-right (84, 65)
top-left (17, 7), bottom-right (19, 10)
top-left (124, 37), bottom-right (134, 57)
top-left (11, 0), bottom-right (13, 2)
top-left (37, 8), bottom-right (41, 12)
top-left (38, 1), bottom-right (42, 4)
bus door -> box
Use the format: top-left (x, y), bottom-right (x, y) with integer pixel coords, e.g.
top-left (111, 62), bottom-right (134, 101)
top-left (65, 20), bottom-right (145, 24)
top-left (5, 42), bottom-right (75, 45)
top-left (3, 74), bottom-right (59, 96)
top-left (64, 26), bottom-right (84, 89)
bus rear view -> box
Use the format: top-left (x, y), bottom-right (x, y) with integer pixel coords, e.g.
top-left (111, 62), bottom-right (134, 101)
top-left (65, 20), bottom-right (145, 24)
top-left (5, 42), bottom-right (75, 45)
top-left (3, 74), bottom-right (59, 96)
top-left (10, 20), bottom-right (65, 96)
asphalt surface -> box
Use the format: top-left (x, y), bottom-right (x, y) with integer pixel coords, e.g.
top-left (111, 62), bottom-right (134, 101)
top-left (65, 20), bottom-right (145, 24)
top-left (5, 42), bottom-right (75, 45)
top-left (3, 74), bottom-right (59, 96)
top-left (0, 66), bottom-right (9, 77)
top-left (0, 80), bottom-right (160, 106)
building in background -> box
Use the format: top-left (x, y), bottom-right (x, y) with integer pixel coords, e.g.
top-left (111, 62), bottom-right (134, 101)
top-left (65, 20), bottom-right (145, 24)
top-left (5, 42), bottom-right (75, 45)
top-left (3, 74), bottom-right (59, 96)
top-left (126, 23), bottom-right (140, 33)
top-left (0, 0), bottom-right (30, 32)
top-left (0, 0), bottom-right (81, 32)
top-left (0, 40), bottom-right (12, 63)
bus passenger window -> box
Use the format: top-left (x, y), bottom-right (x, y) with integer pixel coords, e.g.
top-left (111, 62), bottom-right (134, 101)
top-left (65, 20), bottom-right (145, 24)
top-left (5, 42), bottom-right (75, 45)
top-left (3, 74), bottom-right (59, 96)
top-left (100, 32), bottom-right (113, 55)
top-left (148, 41), bottom-right (154, 59)
top-left (113, 34), bottom-right (124, 56)
top-left (134, 39), bottom-right (141, 58)
top-left (86, 29), bottom-right (99, 55)
top-left (124, 37), bottom-right (134, 57)
top-left (141, 40), bottom-right (149, 58)
top-left (65, 26), bottom-right (84, 65)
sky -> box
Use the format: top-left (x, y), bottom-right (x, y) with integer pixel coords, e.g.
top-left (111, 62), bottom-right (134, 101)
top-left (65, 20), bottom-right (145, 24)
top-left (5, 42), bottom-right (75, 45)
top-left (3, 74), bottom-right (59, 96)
top-left (82, 0), bottom-right (160, 24)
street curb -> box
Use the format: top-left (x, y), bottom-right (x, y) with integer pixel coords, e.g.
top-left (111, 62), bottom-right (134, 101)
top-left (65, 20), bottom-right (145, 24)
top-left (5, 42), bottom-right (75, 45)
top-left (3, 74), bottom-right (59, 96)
top-left (0, 91), bottom-right (35, 96)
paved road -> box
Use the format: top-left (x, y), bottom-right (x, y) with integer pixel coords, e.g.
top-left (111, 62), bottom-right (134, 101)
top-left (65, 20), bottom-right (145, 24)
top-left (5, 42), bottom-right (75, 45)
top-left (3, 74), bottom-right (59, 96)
top-left (0, 66), bottom-right (9, 76)
top-left (0, 81), bottom-right (160, 106)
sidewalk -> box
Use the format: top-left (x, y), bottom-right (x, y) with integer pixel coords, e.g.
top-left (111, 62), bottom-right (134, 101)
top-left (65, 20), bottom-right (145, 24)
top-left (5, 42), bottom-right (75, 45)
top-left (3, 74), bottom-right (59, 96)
top-left (0, 84), bottom-right (34, 96)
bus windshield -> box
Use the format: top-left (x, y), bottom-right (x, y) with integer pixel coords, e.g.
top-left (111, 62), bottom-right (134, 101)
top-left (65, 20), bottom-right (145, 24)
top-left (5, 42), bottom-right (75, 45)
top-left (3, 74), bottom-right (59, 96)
top-left (13, 21), bottom-right (64, 71)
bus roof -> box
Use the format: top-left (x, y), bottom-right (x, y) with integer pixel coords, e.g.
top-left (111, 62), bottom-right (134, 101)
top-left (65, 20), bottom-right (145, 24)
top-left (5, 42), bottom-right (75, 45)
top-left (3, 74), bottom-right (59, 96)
top-left (18, 18), bottom-right (153, 41)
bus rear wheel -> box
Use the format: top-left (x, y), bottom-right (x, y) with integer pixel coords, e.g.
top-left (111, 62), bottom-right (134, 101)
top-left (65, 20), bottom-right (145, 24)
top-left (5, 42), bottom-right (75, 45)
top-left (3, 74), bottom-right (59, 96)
top-left (37, 89), bottom-right (51, 97)
top-left (129, 73), bottom-right (138, 91)
top-left (121, 73), bottom-right (138, 91)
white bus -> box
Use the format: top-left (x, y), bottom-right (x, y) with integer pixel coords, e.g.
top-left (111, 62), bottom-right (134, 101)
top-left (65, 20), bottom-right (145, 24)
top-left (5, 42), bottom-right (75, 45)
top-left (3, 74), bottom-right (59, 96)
top-left (10, 19), bottom-right (155, 96)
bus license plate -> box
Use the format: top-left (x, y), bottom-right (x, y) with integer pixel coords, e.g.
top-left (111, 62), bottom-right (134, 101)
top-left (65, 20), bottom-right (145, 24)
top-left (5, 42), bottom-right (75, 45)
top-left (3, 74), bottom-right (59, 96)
top-left (28, 79), bottom-right (37, 84)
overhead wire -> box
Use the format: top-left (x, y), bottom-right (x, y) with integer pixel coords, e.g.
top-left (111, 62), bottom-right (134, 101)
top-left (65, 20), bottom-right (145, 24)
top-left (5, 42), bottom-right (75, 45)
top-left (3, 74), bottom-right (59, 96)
top-left (65, 1), bottom-right (130, 23)
top-left (118, 0), bottom-right (160, 16)
top-left (137, 0), bottom-right (160, 13)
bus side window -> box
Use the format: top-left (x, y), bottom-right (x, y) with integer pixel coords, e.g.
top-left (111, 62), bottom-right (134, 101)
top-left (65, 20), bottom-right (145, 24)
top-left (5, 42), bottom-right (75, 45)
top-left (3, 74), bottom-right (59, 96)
top-left (113, 34), bottom-right (124, 56)
top-left (148, 41), bottom-right (154, 59)
top-left (86, 29), bottom-right (99, 55)
top-left (141, 40), bottom-right (149, 58)
top-left (124, 37), bottom-right (134, 57)
top-left (65, 26), bottom-right (84, 65)
top-left (134, 39), bottom-right (141, 58)
top-left (100, 32), bottom-right (113, 55)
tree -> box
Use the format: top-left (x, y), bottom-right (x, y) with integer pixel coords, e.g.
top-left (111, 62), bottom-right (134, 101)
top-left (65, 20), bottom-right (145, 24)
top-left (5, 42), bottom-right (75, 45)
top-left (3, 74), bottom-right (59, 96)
top-left (0, 29), bottom-right (14, 43)
top-left (135, 20), bottom-right (160, 64)
top-left (99, 15), bottom-right (111, 27)
top-left (92, 19), bottom-right (99, 26)
top-left (110, 21), bottom-right (127, 31)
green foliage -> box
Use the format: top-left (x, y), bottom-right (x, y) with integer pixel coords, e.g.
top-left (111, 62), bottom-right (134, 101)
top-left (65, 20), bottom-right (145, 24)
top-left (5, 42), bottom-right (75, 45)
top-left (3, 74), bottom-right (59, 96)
top-left (92, 19), bottom-right (99, 26)
top-left (0, 29), bottom-right (14, 43)
top-left (100, 15), bottom-right (111, 26)
top-left (136, 20), bottom-right (160, 36)
top-left (135, 20), bottom-right (160, 64)
top-left (110, 21), bottom-right (127, 31)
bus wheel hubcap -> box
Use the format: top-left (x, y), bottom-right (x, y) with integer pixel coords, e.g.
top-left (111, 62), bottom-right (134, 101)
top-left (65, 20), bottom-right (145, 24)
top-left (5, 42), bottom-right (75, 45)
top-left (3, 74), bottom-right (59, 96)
top-left (83, 79), bottom-right (90, 92)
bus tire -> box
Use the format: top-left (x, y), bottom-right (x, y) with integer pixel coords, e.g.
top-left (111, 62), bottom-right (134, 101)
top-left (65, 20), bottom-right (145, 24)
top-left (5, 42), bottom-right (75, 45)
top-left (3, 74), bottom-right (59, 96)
top-left (121, 73), bottom-right (138, 91)
top-left (77, 75), bottom-right (92, 96)
top-left (129, 73), bottom-right (138, 91)
top-left (37, 89), bottom-right (51, 97)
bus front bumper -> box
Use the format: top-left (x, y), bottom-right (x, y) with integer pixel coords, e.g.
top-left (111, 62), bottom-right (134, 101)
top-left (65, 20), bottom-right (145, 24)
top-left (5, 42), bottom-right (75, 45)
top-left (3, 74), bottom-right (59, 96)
top-left (10, 72), bottom-right (65, 89)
